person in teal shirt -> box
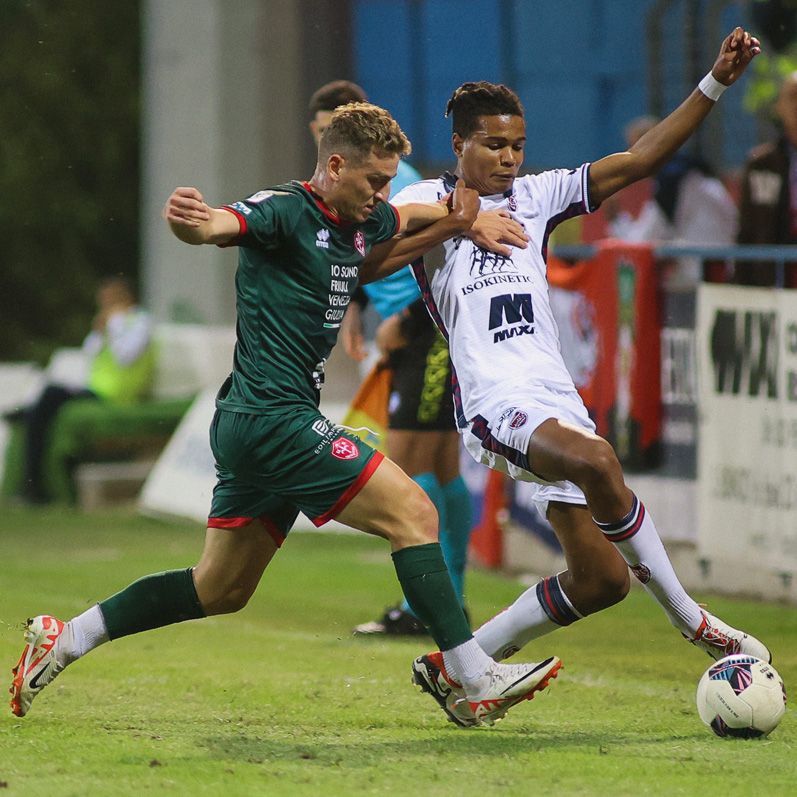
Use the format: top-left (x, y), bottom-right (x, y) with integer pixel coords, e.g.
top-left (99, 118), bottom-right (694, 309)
top-left (308, 80), bottom-right (478, 635)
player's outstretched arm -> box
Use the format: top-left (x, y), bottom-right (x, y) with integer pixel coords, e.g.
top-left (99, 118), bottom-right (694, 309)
top-left (361, 179), bottom-right (479, 283)
top-left (162, 186), bottom-right (240, 246)
top-left (589, 26), bottom-right (760, 206)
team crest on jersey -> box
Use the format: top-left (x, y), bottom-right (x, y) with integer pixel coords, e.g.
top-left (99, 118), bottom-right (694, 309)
top-left (316, 228), bottom-right (330, 249)
top-left (354, 230), bottom-right (366, 257)
top-left (508, 411), bottom-right (528, 429)
top-left (507, 194), bottom-right (517, 211)
top-left (331, 437), bottom-right (359, 460)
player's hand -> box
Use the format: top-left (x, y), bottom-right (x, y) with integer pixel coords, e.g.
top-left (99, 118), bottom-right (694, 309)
top-left (448, 178), bottom-right (480, 231)
top-left (466, 209), bottom-right (529, 256)
top-left (711, 27), bottom-right (761, 86)
top-left (340, 302), bottom-right (367, 362)
top-left (162, 186), bottom-right (211, 227)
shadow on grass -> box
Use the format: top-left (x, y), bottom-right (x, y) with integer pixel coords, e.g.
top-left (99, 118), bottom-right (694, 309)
top-left (202, 727), bottom-right (707, 766)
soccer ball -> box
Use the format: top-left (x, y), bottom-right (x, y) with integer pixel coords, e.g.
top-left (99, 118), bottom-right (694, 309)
top-left (696, 654), bottom-right (786, 738)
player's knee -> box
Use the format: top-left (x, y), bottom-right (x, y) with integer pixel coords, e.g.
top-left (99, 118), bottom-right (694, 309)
top-left (194, 571), bottom-right (256, 616)
top-left (571, 439), bottom-right (623, 492)
top-left (594, 560), bottom-right (631, 609)
top-left (577, 568), bottom-right (629, 614)
top-left (387, 488), bottom-right (439, 548)
top-left (202, 587), bottom-right (253, 616)
top-left (568, 549), bottom-right (630, 614)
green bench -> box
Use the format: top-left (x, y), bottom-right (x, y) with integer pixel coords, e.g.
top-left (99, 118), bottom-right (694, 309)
top-left (1, 396), bottom-right (193, 504)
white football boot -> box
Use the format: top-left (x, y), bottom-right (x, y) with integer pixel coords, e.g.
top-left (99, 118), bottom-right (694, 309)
top-left (688, 611), bottom-right (771, 663)
top-left (9, 615), bottom-right (66, 717)
top-left (412, 651), bottom-right (479, 728)
top-left (413, 651), bottom-right (562, 727)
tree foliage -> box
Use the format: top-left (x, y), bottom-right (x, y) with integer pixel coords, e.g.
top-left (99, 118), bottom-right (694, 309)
top-left (0, 0), bottom-right (140, 362)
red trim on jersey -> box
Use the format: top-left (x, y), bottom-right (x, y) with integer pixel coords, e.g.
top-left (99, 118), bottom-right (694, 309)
top-left (216, 205), bottom-right (248, 248)
top-left (207, 516), bottom-right (253, 529)
top-left (302, 182), bottom-right (345, 225)
top-left (311, 451), bottom-right (385, 527)
top-left (207, 514), bottom-right (286, 548)
top-left (389, 202), bottom-right (400, 236)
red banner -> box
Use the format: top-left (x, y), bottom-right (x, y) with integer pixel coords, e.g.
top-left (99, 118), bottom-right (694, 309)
top-left (548, 241), bottom-right (662, 469)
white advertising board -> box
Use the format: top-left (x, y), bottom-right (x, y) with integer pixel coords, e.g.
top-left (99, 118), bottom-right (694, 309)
top-left (697, 285), bottom-right (797, 575)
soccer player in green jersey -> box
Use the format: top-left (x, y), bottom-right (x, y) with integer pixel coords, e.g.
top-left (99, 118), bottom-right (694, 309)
top-left (10, 102), bottom-right (559, 727)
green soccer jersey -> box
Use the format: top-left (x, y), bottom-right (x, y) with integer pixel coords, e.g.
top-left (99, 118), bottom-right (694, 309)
top-left (216, 181), bottom-right (399, 413)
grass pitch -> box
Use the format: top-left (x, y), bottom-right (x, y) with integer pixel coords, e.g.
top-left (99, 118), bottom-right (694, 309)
top-left (0, 506), bottom-right (795, 796)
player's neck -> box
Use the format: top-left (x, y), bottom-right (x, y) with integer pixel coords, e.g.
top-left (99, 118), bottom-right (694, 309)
top-left (452, 166), bottom-right (491, 198)
top-left (304, 178), bottom-right (344, 224)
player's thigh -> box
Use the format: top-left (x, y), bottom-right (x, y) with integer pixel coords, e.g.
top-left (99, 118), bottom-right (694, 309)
top-left (527, 418), bottom-right (611, 483)
top-left (387, 429), bottom-right (447, 476)
top-left (433, 431), bottom-right (461, 484)
top-left (193, 522), bottom-right (279, 613)
top-left (336, 456), bottom-right (438, 550)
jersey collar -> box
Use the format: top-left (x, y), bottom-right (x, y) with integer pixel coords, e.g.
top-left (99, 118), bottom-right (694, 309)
top-left (300, 181), bottom-right (351, 226)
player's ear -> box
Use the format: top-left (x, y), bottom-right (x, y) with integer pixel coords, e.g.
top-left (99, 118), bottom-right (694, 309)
top-left (327, 154), bottom-right (344, 182)
top-left (452, 132), bottom-right (464, 158)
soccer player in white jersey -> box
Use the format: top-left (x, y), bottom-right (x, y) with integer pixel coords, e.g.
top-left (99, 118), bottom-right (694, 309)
top-left (359, 27), bottom-right (770, 727)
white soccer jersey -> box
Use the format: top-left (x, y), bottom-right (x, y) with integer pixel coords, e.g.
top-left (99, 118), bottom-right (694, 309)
top-left (391, 166), bottom-right (594, 428)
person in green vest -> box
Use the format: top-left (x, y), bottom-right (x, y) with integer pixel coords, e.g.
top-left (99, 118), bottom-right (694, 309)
top-left (10, 276), bottom-right (155, 503)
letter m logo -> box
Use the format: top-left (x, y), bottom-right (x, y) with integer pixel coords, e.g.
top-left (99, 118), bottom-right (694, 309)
top-left (489, 293), bottom-right (534, 330)
top-left (711, 309), bottom-right (778, 398)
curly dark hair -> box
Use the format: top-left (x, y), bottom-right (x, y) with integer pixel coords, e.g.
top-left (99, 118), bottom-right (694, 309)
top-left (445, 81), bottom-right (524, 138)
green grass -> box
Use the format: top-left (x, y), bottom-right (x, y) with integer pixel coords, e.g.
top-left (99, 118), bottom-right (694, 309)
top-left (0, 506), bottom-right (795, 796)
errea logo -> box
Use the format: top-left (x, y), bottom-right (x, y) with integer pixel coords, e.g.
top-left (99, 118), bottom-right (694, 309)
top-left (316, 228), bottom-right (330, 249)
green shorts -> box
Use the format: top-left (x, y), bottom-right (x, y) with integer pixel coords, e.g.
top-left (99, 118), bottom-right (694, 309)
top-left (208, 407), bottom-right (383, 546)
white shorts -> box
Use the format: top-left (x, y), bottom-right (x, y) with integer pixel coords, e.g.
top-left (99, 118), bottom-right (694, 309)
top-left (462, 384), bottom-right (596, 514)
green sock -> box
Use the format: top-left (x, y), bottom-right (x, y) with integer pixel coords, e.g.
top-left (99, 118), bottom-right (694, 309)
top-left (391, 543), bottom-right (471, 650)
top-left (99, 568), bottom-right (206, 640)
top-left (400, 472), bottom-right (446, 616)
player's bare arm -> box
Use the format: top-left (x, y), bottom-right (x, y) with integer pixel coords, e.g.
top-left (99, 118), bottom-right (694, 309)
top-left (163, 186), bottom-right (240, 246)
top-left (588, 26), bottom-right (760, 206)
top-left (340, 300), bottom-right (367, 362)
top-left (361, 179), bottom-right (479, 283)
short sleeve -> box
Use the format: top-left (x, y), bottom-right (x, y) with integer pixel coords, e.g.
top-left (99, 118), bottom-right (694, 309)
top-left (222, 189), bottom-right (303, 249)
top-left (391, 179), bottom-right (440, 205)
top-left (521, 163), bottom-right (595, 221)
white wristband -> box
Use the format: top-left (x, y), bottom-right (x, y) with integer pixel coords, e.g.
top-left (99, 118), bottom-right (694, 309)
top-left (698, 72), bottom-right (727, 101)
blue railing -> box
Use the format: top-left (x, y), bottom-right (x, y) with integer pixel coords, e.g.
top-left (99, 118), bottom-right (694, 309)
top-left (552, 244), bottom-right (797, 288)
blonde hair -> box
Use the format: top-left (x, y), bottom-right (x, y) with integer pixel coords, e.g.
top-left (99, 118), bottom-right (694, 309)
top-left (319, 102), bottom-right (411, 164)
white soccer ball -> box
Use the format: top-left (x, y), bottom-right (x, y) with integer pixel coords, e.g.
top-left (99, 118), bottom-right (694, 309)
top-left (696, 654), bottom-right (786, 738)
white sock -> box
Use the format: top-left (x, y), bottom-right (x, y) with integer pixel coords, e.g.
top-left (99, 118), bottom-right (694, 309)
top-left (55, 604), bottom-right (110, 667)
top-left (442, 638), bottom-right (493, 689)
top-left (475, 573), bottom-right (581, 660)
top-left (594, 495), bottom-right (703, 636)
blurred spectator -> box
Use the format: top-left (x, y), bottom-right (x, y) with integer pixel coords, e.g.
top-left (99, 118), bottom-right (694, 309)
top-left (736, 71), bottom-right (797, 287)
top-left (308, 80), bottom-right (422, 198)
top-left (606, 115), bottom-right (738, 286)
top-left (5, 276), bottom-right (155, 503)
